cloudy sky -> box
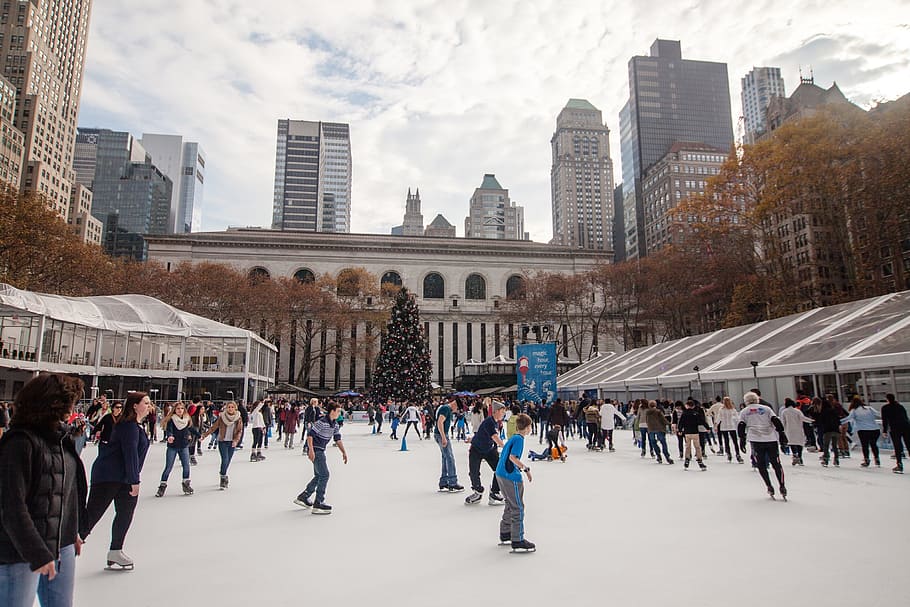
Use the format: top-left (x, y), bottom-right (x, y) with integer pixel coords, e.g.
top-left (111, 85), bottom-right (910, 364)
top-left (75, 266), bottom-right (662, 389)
top-left (77, 1), bottom-right (910, 242)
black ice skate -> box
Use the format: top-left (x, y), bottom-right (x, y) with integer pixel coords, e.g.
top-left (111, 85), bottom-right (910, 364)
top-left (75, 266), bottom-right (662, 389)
top-left (498, 534), bottom-right (511, 546)
top-left (105, 550), bottom-right (134, 571)
top-left (182, 479), bottom-right (194, 495)
top-left (155, 482), bottom-right (166, 498)
top-left (312, 502), bottom-right (333, 515)
top-left (698, 460), bottom-right (707, 471)
top-left (510, 539), bottom-right (536, 553)
top-left (219, 475), bottom-right (229, 490)
top-left (294, 494), bottom-right (313, 508)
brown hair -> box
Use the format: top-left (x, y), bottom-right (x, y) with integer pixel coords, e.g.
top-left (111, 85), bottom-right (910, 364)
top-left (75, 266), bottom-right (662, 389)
top-left (515, 413), bottom-right (532, 431)
top-left (118, 391), bottom-right (148, 424)
top-left (11, 373), bottom-right (84, 433)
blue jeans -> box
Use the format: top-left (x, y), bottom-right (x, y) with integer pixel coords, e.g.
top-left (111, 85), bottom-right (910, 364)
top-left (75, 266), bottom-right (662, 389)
top-left (435, 433), bottom-right (458, 488)
top-left (648, 431), bottom-right (672, 460)
top-left (161, 446), bottom-right (190, 482)
top-left (302, 450), bottom-right (330, 503)
top-left (218, 441), bottom-right (235, 475)
top-left (639, 428), bottom-right (649, 452)
top-left (0, 544), bottom-right (75, 607)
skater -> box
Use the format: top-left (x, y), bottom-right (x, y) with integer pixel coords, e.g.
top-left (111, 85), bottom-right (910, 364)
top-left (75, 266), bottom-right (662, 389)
top-left (375, 402), bottom-right (384, 434)
top-left (295, 402), bottom-right (348, 514)
top-left (0, 373), bottom-right (88, 607)
top-left (495, 413), bottom-right (535, 552)
top-left (636, 402), bottom-right (653, 457)
top-left (92, 400), bottom-right (121, 444)
top-left (82, 391), bottom-right (151, 570)
top-left (779, 398), bottom-right (812, 466)
top-left (599, 399), bottom-right (625, 452)
top-left (816, 398), bottom-right (843, 467)
top-left (389, 408), bottom-right (400, 439)
top-left (200, 401), bottom-right (243, 489)
top-left (738, 392), bottom-right (787, 500)
top-left (249, 400), bottom-right (266, 462)
top-left (465, 401), bottom-right (506, 505)
top-left (584, 400), bottom-right (602, 449)
top-left (644, 401), bottom-right (674, 464)
top-left (188, 398), bottom-right (205, 465)
top-left (283, 404), bottom-right (299, 449)
top-left (546, 424), bottom-right (564, 460)
top-left (840, 396), bottom-right (881, 467)
top-left (716, 397), bottom-right (744, 463)
top-left (435, 396), bottom-right (464, 492)
top-left (156, 401), bottom-right (195, 497)
top-left (402, 402), bottom-right (422, 440)
top-left (882, 393), bottom-right (910, 474)
top-left (677, 399), bottom-right (707, 470)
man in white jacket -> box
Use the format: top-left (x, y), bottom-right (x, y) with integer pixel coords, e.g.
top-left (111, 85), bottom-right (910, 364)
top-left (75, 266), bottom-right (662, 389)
top-left (599, 399), bottom-right (626, 452)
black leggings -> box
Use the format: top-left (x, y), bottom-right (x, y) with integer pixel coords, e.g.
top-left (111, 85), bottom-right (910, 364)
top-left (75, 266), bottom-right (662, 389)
top-left (752, 442), bottom-right (785, 490)
top-left (857, 429), bottom-right (880, 462)
top-left (719, 430), bottom-right (741, 456)
top-left (403, 421), bottom-right (420, 439)
top-left (82, 482), bottom-right (138, 550)
top-left (252, 427), bottom-right (264, 449)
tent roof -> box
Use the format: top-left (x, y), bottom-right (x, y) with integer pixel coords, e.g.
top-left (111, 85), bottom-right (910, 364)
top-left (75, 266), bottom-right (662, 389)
top-left (0, 283), bottom-right (275, 347)
top-left (559, 291), bottom-right (910, 392)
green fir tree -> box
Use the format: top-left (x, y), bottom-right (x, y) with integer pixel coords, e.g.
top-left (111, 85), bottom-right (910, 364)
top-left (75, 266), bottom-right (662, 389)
top-left (371, 287), bottom-right (431, 401)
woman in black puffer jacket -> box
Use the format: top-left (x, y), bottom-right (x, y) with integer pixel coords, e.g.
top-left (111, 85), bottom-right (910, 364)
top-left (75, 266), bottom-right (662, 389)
top-left (0, 373), bottom-right (87, 607)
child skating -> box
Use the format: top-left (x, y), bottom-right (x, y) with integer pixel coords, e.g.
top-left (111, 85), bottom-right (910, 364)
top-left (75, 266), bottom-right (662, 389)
top-left (495, 413), bottom-right (535, 553)
top-left (294, 402), bottom-right (348, 514)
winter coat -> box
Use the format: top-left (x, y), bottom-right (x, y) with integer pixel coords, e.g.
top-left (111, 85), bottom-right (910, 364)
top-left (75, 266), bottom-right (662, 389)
top-left (677, 408), bottom-right (706, 434)
top-left (164, 418), bottom-right (194, 450)
top-left (643, 408), bottom-right (669, 433)
top-left (549, 403), bottom-right (569, 427)
top-left (716, 407), bottom-right (740, 431)
top-left (91, 421), bottom-right (150, 485)
top-left (780, 406), bottom-right (812, 445)
top-left (840, 406), bottom-right (881, 432)
top-left (283, 410), bottom-right (299, 433)
top-left (0, 427), bottom-right (88, 569)
top-left (584, 405), bottom-right (601, 424)
top-left (599, 403), bottom-right (625, 430)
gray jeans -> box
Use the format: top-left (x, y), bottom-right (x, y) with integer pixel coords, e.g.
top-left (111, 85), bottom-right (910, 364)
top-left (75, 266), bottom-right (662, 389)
top-left (496, 475), bottom-right (525, 542)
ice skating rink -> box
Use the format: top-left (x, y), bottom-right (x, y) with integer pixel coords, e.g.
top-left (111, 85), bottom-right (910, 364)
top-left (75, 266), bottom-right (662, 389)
top-left (74, 427), bottom-right (907, 607)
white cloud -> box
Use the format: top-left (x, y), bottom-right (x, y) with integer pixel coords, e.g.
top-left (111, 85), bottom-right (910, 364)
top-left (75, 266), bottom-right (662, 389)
top-left (78, 0), bottom-right (910, 241)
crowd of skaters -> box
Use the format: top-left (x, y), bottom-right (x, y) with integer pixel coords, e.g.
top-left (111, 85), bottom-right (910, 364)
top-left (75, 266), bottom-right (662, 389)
top-left (2, 371), bottom-right (910, 605)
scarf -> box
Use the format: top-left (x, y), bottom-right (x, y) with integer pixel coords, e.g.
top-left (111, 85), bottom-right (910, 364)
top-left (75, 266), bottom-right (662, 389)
top-left (220, 409), bottom-right (241, 425)
top-left (171, 414), bottom-right (190, 430)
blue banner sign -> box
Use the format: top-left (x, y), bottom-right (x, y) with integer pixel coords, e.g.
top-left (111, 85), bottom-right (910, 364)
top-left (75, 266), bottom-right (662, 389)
top-left (516, 342), bottom-right (557, 404)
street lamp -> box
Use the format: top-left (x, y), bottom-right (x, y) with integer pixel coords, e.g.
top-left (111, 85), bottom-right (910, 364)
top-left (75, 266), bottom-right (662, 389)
top-left (226, 390), bottom-right (235, 403)
top-left (750, 361), bottom-right (759, 381)
top-left (693, 365), bottom-right (701, 399)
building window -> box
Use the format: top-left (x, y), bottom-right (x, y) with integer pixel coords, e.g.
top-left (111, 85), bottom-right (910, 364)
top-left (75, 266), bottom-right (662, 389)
top-left (293, 268), bottom-right (315, 283)
top-left (423, 272), bottom-right (444, 299)
top-left (248, 267), bottom-right (270, 283)
top-left (380, 271), bottom-right (403, 296)
top-left (465, 274), bottom-right (486, 300)
top-left (506, 275), bottom-right (526, 300)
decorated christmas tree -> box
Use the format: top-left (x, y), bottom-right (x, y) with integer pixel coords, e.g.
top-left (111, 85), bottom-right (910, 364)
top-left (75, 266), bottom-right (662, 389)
top-left (371, 287), bottom-right (432, 402)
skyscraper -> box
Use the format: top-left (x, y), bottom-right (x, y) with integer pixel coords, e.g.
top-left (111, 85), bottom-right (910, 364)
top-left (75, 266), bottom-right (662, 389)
top-left (272, 119), bottom-right (351, 232)
top-left (75, 128), bottom-right (172, 260)
top-left (619, 39), bottom-right (734, 259)
top-left (392, 188), bottom-right (424, 236)
top-left (0, 0), bottom-right (93, 218)
top-left (0, 74), bottom-right (23, 189)
top-left (139, 134), bottom-right (206, 233)
top-left (550, 99), bottom-right (614, 251)
top-left (741, 67), bottom-right (786, 144)
top-left (464, 174), bottom-right (527, 240)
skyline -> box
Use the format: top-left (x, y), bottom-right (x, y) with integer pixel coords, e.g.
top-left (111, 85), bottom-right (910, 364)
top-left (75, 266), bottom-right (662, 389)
top-left (77, 1), bottom-right (910, 243)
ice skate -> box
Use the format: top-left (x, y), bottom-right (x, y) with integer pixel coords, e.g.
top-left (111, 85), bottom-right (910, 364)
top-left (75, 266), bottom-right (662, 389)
top-left (792, 455), bottom-right (799, 466)
top-left (861, 459), bottom-right (870, 467)
top-left (182, 479), bottom-right (194, 495)
top-left (105, 550), bottom-right (134, 571)
top-left (767, 486), bottom-right (776, 500)
top-left (219, 475), bottom-right (229, 490)
top-left (447, 484), bottom-right (465, 493)
top-left (190, 455), bottom-right (198, 466)
top-left (666, 457), bottom-right (674, 465)
top-left (250, 452), bottom-right (258, 462)
top-left (894, 463), bottom-right (904, 474)
top-left (498, 534), bottom-right (511, 546)
top-left (293, 494), bottom-right (313, 508)
top-left (874, 458), bottom-right (880, 467)
top-left (780, 486), bottom-right (788, 501)
top-left (684, 458), bottom-right (690, 469)
top-left (488, 492), bottom-right (504, 506)
top-left (155, 482), bottom-right (166, 498)
top-left (256, 452), bottom-right (266, 461)
top-left (737, 455), bottom-right (744, 464)
top-left (464, 491), bottom-right (482, 505)
top-left (698, 460), bottom-right (707, 471)
top-left (312, 502), bottom-right (333, 515)
top-left (510, 539), bottom-right (536, 553)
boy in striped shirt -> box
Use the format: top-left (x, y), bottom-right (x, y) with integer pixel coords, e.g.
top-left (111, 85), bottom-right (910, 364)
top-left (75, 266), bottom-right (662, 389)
top-left (294, 402), bottom-right (348, 514)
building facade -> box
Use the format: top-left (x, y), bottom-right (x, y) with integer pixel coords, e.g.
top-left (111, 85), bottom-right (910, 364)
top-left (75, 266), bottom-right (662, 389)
top-left (741, 67), bottom-right (785, 144)
top-left (424, 214), bottom-right (456, 238)
top-left (0, 74), bottom-right (22, 188)
top-left (464, 174), bottom-right (527, 240)
top-left (619, 39), bottom-right (734, 260)
top-left (550, 99), bottom-right (614, 251)
top-left (75, 128), bottom-right (173, 260)
top-left (147, 230), bottom-right (616, 390)
top-left (0, 0), bottom-right (92, 218)
top-left (272, 119), bottom-right (351, 233)
top-left (139, 134), bottom-right (206, 233)
top-left (66, 181), bottom-right (101, 245)
top-left (641, 142), bottom-right (726, 254)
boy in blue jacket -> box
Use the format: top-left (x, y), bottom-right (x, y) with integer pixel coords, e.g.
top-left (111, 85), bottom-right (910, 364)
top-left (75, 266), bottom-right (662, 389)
top-left (495, 413), bottom-right (535, 552)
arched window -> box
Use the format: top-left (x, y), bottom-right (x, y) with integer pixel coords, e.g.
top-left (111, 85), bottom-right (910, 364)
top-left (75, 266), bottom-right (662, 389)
top-left (294, 268), bottom-right (315, 283)
top-left (380, 271), bottom-right (403, 297)
top-left (506, 275), bottom-right (526, 300)
top-left (248, 267), bottom-right (270, 283)
top-left (336, 268), bottom-right (360, 296)
top-left (423, 272), bottom-right (444, 299)
top-left (465, 274), bottom-right (486, 300)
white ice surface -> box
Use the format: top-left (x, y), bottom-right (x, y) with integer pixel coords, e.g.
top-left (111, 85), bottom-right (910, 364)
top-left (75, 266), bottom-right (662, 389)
top-left (73, 427), bottom-right (908, 607)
